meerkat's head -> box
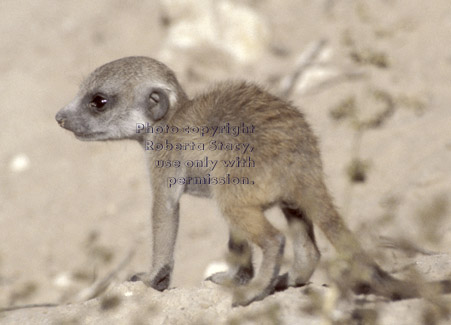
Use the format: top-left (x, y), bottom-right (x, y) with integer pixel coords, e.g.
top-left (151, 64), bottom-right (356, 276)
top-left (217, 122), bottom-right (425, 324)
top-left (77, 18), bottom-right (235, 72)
top-left (55, 56), bottom-right (187, 141)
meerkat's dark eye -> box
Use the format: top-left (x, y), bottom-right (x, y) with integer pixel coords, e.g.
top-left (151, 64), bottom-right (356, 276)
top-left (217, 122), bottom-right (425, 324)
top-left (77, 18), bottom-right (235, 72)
top-left (89, 94), bottom-right (108, 112)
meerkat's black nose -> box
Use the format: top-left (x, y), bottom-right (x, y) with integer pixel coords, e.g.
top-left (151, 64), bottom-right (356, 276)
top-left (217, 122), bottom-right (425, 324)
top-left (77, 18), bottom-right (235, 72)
top-left (55, 111), bottom-right (66, 127)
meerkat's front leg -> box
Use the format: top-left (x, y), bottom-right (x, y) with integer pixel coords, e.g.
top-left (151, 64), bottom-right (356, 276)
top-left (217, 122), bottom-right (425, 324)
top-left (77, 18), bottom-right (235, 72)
top-left (206, 231), bottom-right (254, 286)
top-left (130, 190), bottom-right (180, 291)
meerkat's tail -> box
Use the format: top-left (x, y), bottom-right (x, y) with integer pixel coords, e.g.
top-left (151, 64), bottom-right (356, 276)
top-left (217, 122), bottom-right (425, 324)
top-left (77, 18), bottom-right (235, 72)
top-left (301, 183), bottom-right (451, 300)
top-left (351, 261), bottom-right (451, 300)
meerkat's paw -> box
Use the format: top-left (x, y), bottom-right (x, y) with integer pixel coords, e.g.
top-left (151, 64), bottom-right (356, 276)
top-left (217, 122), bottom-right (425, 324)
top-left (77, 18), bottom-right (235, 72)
top-left (129, 265), bottom-right (171, 291)
top-left (230, 273), bottom-right (302, 306)
top-left (273, 272), bottom-right (309, 292)
top-left (206, 266), bottom-right (254, 286)
top-left (231, 283), bottom-right (274, 307)
top-left (231, 274), bottom-right (307, 307)
top-left (206, 270), bottom-right (252, 287)
top-left (206, 271), bottom-right (235, 286)
top-left (273, 272), bottom-right (289, 292)
top-left (129, 272), bottom-right (152, 285)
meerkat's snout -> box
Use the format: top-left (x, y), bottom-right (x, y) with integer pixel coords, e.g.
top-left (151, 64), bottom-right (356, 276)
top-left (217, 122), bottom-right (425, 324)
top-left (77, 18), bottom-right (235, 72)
top-left (55, 111), bottom-right (66, 128)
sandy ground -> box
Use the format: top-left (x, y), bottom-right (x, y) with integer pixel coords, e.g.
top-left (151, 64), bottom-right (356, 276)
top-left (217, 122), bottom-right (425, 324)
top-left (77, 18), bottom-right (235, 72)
top-left (1, 0), bottom-right (451, 324)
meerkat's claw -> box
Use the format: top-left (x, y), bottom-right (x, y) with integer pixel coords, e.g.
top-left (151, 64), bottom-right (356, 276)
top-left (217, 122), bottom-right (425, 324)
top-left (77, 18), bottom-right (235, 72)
top-left (206, 268), bottom-right (253, 286)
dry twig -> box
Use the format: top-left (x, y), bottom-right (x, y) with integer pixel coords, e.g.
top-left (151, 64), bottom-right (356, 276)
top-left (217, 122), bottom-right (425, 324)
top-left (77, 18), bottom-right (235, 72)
top-left (279, 39), bottom-right (328, 98)
top-left (0, 249), bottom-right (135, 313)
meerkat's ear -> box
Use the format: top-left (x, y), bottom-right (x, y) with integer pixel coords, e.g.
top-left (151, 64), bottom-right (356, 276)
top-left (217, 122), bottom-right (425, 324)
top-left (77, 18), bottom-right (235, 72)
top-left (147, 88), bottom-right (170, 121)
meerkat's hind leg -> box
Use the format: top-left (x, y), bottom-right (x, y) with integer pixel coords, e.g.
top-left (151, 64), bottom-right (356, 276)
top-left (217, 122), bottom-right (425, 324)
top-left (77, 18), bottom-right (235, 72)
top-left (276, 204), bottom-right (320, 290)
top-left (219, 205), bottom-right (285, 307)
top-left (206, 231), bottom-right (254, 286)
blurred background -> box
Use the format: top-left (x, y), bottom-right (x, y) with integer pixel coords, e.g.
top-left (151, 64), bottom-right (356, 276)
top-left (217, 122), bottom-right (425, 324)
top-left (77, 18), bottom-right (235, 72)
top-left (1, 0), bottom-right (450, 308)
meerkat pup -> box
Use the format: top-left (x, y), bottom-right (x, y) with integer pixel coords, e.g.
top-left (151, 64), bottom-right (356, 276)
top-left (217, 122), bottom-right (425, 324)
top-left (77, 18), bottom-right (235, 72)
top-left (56, 56), bottom-right (450, 306)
